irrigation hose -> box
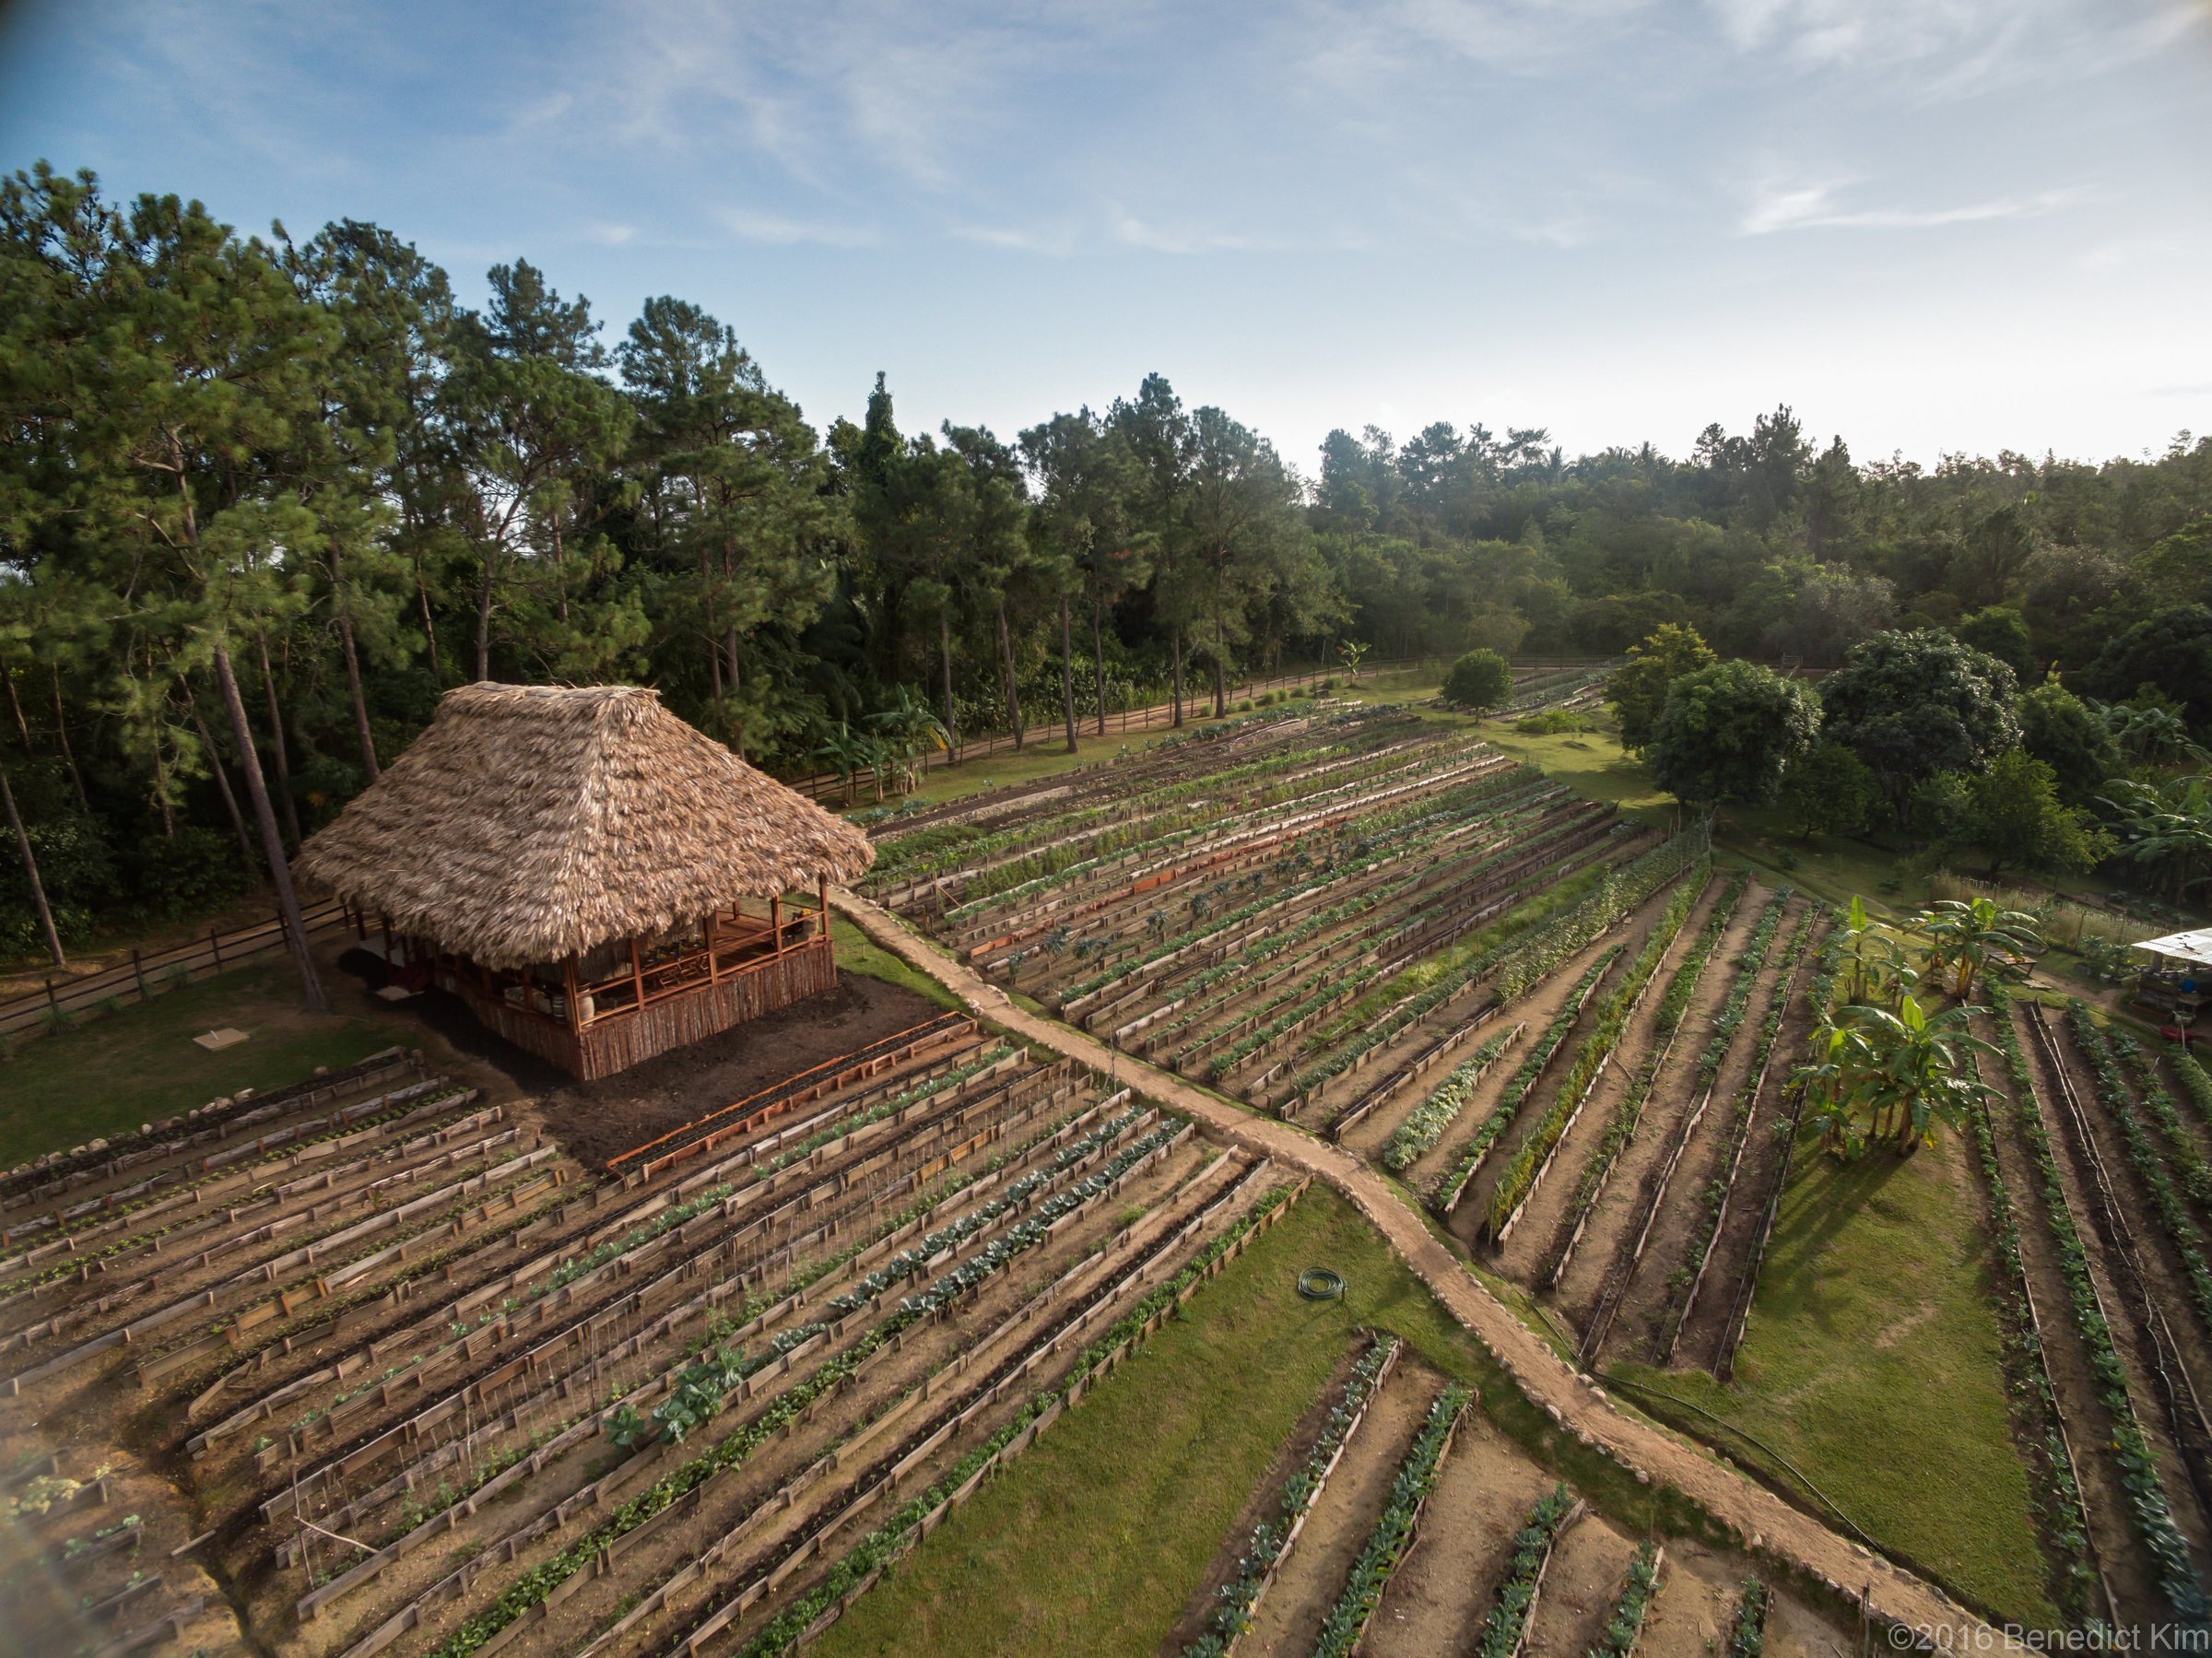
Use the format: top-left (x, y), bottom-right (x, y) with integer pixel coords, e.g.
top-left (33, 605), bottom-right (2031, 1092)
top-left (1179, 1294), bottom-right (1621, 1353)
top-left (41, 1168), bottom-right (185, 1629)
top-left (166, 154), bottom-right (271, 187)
top-left (1595, 1370), bottom-right (1880, 1552)
top-left (1298, 1266), bottom-right (1347, 1301)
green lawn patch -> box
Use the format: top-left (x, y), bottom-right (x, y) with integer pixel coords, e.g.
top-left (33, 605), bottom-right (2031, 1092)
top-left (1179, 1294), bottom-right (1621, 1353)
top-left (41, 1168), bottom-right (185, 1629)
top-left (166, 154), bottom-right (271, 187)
top-left (0, 965), bottom-right (393, 1167)
top-left (1475, 719), bottom-right (1673, 825)
top-left (1610, 1131), bottom-right (2059, 1631)
top-left (813, 1184), bottom-right (1488, 1658)
top-left (830, 915), bottom-right (963, 1012)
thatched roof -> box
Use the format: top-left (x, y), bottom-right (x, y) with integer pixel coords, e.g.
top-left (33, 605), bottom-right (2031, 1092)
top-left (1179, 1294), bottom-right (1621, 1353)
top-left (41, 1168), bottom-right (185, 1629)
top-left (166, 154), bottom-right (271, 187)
top-left (294, 683), bottom-right (874, 970)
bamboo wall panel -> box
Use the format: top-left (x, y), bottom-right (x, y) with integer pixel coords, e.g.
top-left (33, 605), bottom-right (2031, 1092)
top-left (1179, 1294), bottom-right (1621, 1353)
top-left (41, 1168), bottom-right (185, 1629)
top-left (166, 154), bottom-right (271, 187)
top-left (458, 936), bottom-right (838, 1080)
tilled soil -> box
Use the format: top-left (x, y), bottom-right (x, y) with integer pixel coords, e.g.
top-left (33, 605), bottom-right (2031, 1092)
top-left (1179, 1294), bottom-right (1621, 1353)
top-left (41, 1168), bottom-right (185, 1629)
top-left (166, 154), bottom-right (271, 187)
top-left (1548, 882), bottom-right (1767, 1328)
top-left (2018, 1006), bottom-right (2212, 1591)
top-left (1489, 873), bottom-right (1734, 1288)
top-left (1242, 1362), bottom-right (1444, 1657)
top-left (1670, 920), bottom-right (1829, 1372)
top-left (1521, 1511), bottom-right (1638, 1658)
top-left (1360, 1404), bottom-right (1554, 1658)
top-left (1592, 896), bottom-right (1807, 1366)
top-left (1966, 1023), bottom-right (2147, 1628)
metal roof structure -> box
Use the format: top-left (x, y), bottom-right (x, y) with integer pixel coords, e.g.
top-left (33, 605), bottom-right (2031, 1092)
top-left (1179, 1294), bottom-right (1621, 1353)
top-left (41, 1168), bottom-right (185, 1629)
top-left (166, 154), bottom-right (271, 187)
top-left (2130, 930), bottom-right (2212, 969)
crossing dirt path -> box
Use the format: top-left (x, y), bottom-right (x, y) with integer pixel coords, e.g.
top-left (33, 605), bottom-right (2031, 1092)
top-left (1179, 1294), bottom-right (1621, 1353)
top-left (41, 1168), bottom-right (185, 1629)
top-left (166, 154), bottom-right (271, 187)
top-left (830, 888), bottom-right (2006, 1651)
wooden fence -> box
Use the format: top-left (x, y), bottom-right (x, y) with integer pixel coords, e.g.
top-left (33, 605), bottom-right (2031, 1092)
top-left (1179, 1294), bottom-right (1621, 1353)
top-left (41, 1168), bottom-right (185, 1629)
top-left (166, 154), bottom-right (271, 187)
top-left (0, 900), bottom-right (357, 1040)
top-left (777, 660), bottom-right (1402, 805)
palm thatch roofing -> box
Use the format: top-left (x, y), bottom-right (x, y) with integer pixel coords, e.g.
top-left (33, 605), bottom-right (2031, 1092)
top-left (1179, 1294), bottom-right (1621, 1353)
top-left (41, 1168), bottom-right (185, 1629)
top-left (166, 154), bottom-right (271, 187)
top-left (294, 682), bottom-right (874, 970)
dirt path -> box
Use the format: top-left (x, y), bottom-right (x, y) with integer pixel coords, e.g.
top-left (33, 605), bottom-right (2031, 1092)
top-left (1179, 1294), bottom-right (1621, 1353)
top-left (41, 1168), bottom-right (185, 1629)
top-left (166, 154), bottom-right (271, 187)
top-left (830, 888), bottom-right (2006, 1649)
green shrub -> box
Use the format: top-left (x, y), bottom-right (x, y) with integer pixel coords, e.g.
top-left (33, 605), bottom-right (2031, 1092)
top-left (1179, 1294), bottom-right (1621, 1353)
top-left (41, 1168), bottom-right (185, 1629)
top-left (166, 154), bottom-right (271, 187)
top-left (1442, 649), bottom-right (1513, 713)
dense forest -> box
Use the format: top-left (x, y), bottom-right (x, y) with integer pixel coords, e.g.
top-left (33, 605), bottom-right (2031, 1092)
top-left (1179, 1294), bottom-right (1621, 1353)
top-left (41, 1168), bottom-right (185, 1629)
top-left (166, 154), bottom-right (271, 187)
top-left (4, 161), bottom-right (2211, 960)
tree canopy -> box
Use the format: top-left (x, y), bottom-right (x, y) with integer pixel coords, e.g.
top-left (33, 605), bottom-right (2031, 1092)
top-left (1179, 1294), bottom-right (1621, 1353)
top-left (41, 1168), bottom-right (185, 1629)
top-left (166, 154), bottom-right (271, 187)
top-left (1441, 649), bottom-right (1512, 712)
top-left (6, 158), bottom-right (2212, 964)
top-left (1647, 660), bottom-right (1820, 807)
top-left (1816, 629), bottom-right (2020, 819)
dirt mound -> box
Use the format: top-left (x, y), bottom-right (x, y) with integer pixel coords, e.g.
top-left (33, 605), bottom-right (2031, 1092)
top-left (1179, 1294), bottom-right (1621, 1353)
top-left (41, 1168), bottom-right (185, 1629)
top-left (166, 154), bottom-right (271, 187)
top-left (537, 973), bottom-right (944, 1168)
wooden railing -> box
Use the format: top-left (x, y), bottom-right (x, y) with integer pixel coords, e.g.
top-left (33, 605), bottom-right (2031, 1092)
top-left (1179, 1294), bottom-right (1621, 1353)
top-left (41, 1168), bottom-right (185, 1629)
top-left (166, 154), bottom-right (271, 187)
top-left (779, 660), bottom-right (1417, 805)
top-left (0, 900), bottom-right (355, 1041)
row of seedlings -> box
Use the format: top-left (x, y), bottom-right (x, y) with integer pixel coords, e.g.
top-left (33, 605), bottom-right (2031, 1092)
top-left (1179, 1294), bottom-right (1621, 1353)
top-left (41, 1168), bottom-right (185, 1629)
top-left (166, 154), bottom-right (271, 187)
top-left (1959, 999), bottom-right (2106, 1626)
top-left (1195, 796), bottom-right (1624, 1104)
top-left (1171, 786), bottom-right (1606, 1089)
top-left (1119, 771), bottom-right (1571, 1078)
top-left (1541, 869), bottom-right (1752, 1295)
top-left (1470, 1485), bottom-right (1584, 1658)
top-left (1484, 862), bottom-right (1715, 1247)
top-left (1655, 903), bottom-right (1821, 1367)
top-left (894, 715), bottom-right (1459, 926)
top-left (0, 1045), bottom-right (422, 1228)
top-left (1572, 884), bottom-right (1796, 1369)
top-left (865, 712), bottom-right (1357, 908)
top-left (1175, 1333), bottom-right (1404, 1656)
top-left (1988, 985), bottom-right (2210, 1628)
top-left (1430, 954), bottom-right (1622, 1216)
top-left (257, 1044), bottom-right (1108, 1624)
top-left (2066, 1008), bottom-right (2212, 1342)
top-left (3, 1076), bottom-right (544, 1395)
top-left (1037, 751), bottom-right (1571, 1042)
top-left (1712, 916), bottom-right (1846, 1382)
top-left (328, 1076), bottom-right (1266, 1656)
top-left (1282, 829), bottom-right (1708, 1128)
top-left (1586, 1544), bottom-right (1665, 1658)
top-left (1307, 1382), bottom-right (1475, 1658)
top-left (651, 1175), bottom-right (1312, 1658)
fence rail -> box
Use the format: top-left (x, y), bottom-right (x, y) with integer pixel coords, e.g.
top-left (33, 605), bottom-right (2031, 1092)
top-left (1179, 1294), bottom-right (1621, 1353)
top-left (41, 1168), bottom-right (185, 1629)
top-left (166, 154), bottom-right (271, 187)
top-left (776, 661), bottom-right (1394, 805)
top-left (1, 900), bottom-right (357, 1039)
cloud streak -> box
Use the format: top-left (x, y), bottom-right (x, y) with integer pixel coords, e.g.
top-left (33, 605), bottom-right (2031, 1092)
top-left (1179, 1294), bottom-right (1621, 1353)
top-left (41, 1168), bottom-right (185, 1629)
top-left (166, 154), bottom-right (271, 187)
top-left (720, 207), bottom-right (881, 248)
top-left (1739, 182), bottom-right (2088, 235)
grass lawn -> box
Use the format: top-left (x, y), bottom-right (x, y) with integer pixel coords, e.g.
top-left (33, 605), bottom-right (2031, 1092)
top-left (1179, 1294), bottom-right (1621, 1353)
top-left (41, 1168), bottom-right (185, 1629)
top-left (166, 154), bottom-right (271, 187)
top-left (1610, 1130), bottom-right (2059, 1631)
top-left (0, 964), bottom-right (394, 1167)
top-left (1475, 720), bottom-right (1677, 826)
top-left (815, 1183), bottom-right (1492, 1658)
top-left (830, 915), bottom-right (964, 1012)
top-left (817, 1182), bottom-right (1734, 1658)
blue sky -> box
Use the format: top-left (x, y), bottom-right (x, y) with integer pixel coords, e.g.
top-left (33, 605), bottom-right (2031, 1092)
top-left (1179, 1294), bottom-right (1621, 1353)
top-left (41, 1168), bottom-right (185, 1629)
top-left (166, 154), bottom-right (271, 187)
top-left (3, 0), bottom-right (2209, 472)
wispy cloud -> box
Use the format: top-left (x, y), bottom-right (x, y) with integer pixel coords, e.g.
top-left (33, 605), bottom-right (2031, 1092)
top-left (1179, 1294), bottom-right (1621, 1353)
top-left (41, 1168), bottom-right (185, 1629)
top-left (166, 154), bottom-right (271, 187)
top-left (954, 222), bottom-right (1081, 257)
top-left (720, 207), bottom-right (879, 248)
top-left (1106, 206), bottom-right (1370, 256)
top-left (1739, 181), bottom-right (2088, 235)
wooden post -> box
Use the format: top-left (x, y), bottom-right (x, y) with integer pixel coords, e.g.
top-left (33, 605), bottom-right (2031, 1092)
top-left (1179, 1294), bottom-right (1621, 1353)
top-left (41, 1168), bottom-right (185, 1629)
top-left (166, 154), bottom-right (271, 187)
top-left (131, 949), bottom-right (147, 1002)
top-left (770, 896), bottom-right (782, 953)
top-left (818, 877), bottom-right (830, 939)
top-left (209, 927), bottom-right (222, 970)
top-left (352, 901), bottom-right (366, 942)
top-left (380, 912), bottom-right (393, 966)
top-left (629, 937), bottom-right (645, 1010)
top-left (44, 977), bottom-right (59, 1017)
top-left (705, 911), bottom-right (720, 982)
top-left (562, 957), bottom-right (582, 1032)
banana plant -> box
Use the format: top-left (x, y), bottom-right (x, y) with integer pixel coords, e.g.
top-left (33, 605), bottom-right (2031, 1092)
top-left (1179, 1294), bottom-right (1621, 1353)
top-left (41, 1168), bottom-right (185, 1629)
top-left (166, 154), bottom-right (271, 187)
top-left (1841, 994), bottom-right (2000, 1152)
top-left (1914, 897), bottom-right (2041, 999)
